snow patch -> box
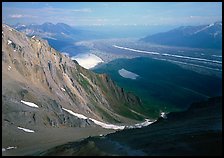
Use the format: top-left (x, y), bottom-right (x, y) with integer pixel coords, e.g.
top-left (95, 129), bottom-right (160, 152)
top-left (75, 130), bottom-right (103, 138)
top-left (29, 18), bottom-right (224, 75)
top-left (118, 68), bottom-right (139, 80)
top-left (160, 112), bottom-right (167, 119)
top-left (2, 146), bottom-right (17, 152)
top-left (62, 108), bottom-right (155, 130)
top-left (7, 40), bottom-right (12, 45)
top-left (62, 108), bottom-right (88, 120)
top-left (71, 53), bottom-right (104, 69)
top-left (8, 66), bottom-right (11, 71)
top-left (62, 108), bottom-right (125, 130)
top-left (127, 119), bottom-right (155, 129)
top-left (21, 100), bottom-right (39, 108)
top-left (61, 87), bottom-right (66, 92)
top-left (17, 126), bottom-right (35, 133)
top-left (80, 73), bottom-right (89, 80)
top-left (193, 23), bottom-right (214, 34)
top-left (89, 118), bottom-right (125, 130)
top-left (6, 146), bottom-right (17, 150)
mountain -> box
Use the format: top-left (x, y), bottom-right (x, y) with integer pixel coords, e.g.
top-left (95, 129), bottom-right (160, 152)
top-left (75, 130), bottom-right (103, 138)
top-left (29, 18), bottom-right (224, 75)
top-left (39, 96), bottom-right (222, 156)
top-left (11, 22), bottom-right (107, 55)
top-left (13, 22), bottom-right (81, 42)
top-left (141, 21), bottom-right (222, 49)
top-left (2, 24), bottom-right (147, 155)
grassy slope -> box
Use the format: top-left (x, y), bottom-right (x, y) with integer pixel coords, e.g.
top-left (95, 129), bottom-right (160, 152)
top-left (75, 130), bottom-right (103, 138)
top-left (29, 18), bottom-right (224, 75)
top-left (93, 57), bottom-right (222, 117)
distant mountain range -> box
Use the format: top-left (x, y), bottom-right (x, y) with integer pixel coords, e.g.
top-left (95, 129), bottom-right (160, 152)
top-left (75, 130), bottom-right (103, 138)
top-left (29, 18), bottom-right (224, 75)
top-left (12, 22), bottom-right (96, 42)
top-left (11, 22), bottom-right (107, 54)
top-left (141, 21), bottom-right (222, 49)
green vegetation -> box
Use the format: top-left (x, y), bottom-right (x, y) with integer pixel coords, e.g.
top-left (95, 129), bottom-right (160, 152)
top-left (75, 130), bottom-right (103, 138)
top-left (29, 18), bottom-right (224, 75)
top-left (93, 57), bottom-right (222, 117)
top-left (79, 75), bottom-right (91, 91)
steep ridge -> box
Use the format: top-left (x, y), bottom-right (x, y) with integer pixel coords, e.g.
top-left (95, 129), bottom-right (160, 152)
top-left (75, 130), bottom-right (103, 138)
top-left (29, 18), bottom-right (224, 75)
top-left (2, 23), bottom-right (145, 134)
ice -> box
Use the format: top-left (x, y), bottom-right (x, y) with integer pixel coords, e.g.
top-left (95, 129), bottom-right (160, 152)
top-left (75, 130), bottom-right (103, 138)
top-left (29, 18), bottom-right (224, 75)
top-left (113, 45), bottom-right (160, 55)
top-left (194, 23), bottom-right (214, 34)
top-left (162, 53), bottom-right (221, 64)
top-left (160, 112), bottom-right (167, 119)
top-left (61, 87), bottom-right (66, 92)
top-left (7, 40), bottom-right (12, 45)
top-left (8, 66), bottom-right (11, 71)
top-left (62, 108), bottom-right (156, 130)
top-left (127, 119), bottom-right (156, 129)
top-left (62, 108), bottom-right (125, 130)
top-left (89, 118), bottom-right (125, 130)
top-left (6, 146), bottom-right (17, 150)
top-left (62, 108), bottom-right (88, 120)
top-left (71, 53), bottom-right (104, 69)
top-left (21, 100), bottom-right (39, 108)
top-left (17, 126), bottom-right (35, 133)
top-left (118, 68), bottom-right (139, 79)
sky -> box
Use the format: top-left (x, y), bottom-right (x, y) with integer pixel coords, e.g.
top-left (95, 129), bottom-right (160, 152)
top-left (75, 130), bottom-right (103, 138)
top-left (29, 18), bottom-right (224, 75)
top-left (2, 2), bottom-right (222, 26)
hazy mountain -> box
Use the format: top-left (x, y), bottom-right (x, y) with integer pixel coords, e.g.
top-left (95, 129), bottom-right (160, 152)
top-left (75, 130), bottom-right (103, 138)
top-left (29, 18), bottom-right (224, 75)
top-left (39, 96), bottom-right (222, 156)
top-left (2, 24), bottom-right (149, 155)
top-left (12, 22), bottom-right (84, 42)
top-left (141, 21), bottom-right (222, 49)
top-left (11, 22), bottom-right (111, 54)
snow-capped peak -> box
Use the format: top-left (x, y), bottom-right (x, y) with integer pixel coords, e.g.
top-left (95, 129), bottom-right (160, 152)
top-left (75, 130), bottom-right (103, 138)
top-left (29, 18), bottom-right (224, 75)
top-left (193, 23), bottom-right (215, 34)
top-left (209, 23), bottom-right (214, 27)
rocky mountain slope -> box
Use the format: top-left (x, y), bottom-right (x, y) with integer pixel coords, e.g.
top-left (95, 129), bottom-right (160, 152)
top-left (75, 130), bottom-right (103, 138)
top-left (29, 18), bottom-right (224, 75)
top-left (39, 96), bottom-right (222, 156)
top-left (141, 21), bottom-right (222, 49)
top-left (2, 23), bottom-right (146, 135)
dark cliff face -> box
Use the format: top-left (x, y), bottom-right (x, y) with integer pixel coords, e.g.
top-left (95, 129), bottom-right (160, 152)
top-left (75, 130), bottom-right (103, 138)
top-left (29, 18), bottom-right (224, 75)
top-left (2, 24), bottom-right (143, 131)
top-left (40, 96), bottom-right (222, 156)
